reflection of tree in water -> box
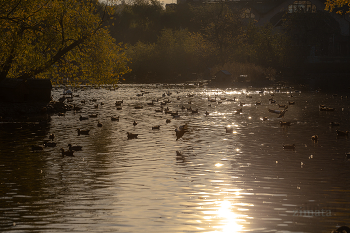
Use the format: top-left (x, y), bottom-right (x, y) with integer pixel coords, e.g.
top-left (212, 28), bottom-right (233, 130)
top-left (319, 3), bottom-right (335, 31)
top-left (0, 122), bottom-right (50, 228)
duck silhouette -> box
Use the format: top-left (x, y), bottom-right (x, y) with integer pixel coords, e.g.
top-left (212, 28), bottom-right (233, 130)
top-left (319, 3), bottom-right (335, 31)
top-left (44, 141), bottom-right (57, 147)
top-left (336, 130), bottom-right (349, 137)
top-left (332, 226), bottom-right (350, 233)
top-left (49, 133), bottom-right (55, 141)
top-left (31, 145), bottom-right (43, 151)
top-left (283, 144), bottom-right (295, 150)
top-left (97, 121), bottom-right (102, 127)
top-left (60, 148), bottom-right (74, 157)
top-left (127, 132), bottom-right (138, 139)
top-left (79, 115), bottom-right (88, 121)
top-left (330, 122), bottom-right (340, 127)
top-left (68, 144), bottom-right (82, 151)
top-left (77, 128), bottom-right (90, 135)
top-left (133, 121), bottom-right (137, 126)
top-left (152, 125), bottom-right (160, 130)
top-left (111, 116), bottom-right (119, 121)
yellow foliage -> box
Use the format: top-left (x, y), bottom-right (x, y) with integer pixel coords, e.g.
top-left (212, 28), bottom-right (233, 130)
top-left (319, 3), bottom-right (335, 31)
top-left (0, 0), bottom-right (130, 85)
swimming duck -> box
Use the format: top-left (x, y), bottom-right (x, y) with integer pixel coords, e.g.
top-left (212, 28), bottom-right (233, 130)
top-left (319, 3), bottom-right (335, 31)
top-left (49, 133), bottom-right (55, 141)
top-left (115, 100), bottom-right (123, 106)
top-left (44, 141), bottom-right (57, 147)
top-left (280, 121), bottom-right (291, 126)
top-left (133, 121), bottom-right (137, 126)
top-left (60, 148), bottom-right (74, 157)
top-left (336, 130), bottom-right (349, 136)
top-left (152, 125), bottom-right (160, 130)
top-left (332, 226), bottom-right (350, 233)
top-left (77, 128), bottom-right (90, 135)
top-left (346, 153), bottom-right (350, 160)
top-left (73, 105), bottom-right (82, 111)
top-left (94, 104), bottom-right (98, 108)
top-left (97, 121), bottom-right (102, 127)
top-left (68, 144), bottom-right (82, 151)
top-left (111, 116), bottom-right (119, 121)
top-left (166, 119), bottom-right (171, 123)
top-left (330, 122), bottom-right (340, 127)
top-left (283, 144), bottom-right (295, 150)
top-left (134, 105), bottom-right (143, 109)
top-left (205, 111), bottom-right (209, 116)
top-left (225, 126), bottom-right (234, 133)
top-left (31, 145), bottom-right (43, 151)
top-left (79, 115), bottom-right (88, 121)
top-left (89, 114), bottom-right (98, 118)
top-left (127, 132), bottom-right (138, 139)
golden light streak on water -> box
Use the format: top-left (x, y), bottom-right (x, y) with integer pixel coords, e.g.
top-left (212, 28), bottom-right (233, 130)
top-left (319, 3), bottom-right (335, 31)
top-left (211, 200), bottom-right (244, 233)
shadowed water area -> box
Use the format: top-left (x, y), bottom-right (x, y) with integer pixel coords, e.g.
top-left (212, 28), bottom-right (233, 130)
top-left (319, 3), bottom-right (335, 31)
top-left (1, 84), bottom-right (350, 233)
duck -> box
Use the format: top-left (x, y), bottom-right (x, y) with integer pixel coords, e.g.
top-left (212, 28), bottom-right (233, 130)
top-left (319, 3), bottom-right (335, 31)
top-left (68, 144), bottom-right (82, 151)
top-left (111, 116), bottom-right (119, 121)
top-left (283, 144), bottom-right (295, 150)
top-left (280, 121), bottom-right (291, 126)
top-left (49, 133), bottom-right (55, 141)
top-left (116, 107), bottom-right (122, 110)
top-left (256, 101), bottom-right (261, 105)
top-left (31, 145), bottom-right (43, 151)
top-left (134, 105), bottom-right (143, 109)
top-left (166, 119), bottom-right (171, 123)
top-left (97, 121), bottom-right (102, 127)
top-left (262, 117), bottom-right (268, 121)
top-left (127, 132), bottom-right (138, 139)
top-left (205, 111), bottom-right (209, 116)
top-left (278, 104), bottom-right (287, 109)
top-left (89, 113), bottom-right (98, 118)
top-left (94, 104), bottom-right (98, 108)
top-left (133, 121), bottom-right (137, 126)
top-left (77, 128), bottom-right (90, 135)
top-left (346, 153), bottom-right (350, 160)
top-left (73, 105), bottom-right (82, 111)
top-left (152, 125), bottom-right (160, 130)
top-left (311, 135), bottom-right (318, 142)
top-left (79, 115), bottom-right (88, 121)
top-left (225, 126), bottom-right (234, 133)
top-left (330, 121), bottom-right (340, 127)
top-left (115, 100), bottom-right (123, 106)
top-left (332, 226), bottom-right (350, 233)
top-left (44, 141), bottom-right (57, 147)
top-left (60, 148), bottom-right (74, 157)
top-left (336, 130), bottom-right (349, 136)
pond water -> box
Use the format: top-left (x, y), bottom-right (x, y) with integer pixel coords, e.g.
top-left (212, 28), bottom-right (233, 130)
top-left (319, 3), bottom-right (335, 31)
top-left (1, 84), bottom-right (350, 233)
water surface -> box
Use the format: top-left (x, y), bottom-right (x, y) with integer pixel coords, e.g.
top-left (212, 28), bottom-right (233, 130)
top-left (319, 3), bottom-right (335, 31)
top-left (1, 84), bottom-right (350, 233)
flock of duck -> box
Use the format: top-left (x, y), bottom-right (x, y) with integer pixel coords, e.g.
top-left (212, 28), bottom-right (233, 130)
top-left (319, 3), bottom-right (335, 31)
top-left (31, 87), bottom-right (349, 160)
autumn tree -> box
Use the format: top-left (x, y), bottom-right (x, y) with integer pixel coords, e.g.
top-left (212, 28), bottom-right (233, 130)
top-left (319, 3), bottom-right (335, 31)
top-left (325, 0), bottom-right (350, 14)
top-left (192, 3), bottom-right (243, 64)
top-left (0, 0), bottom-right (130, 85)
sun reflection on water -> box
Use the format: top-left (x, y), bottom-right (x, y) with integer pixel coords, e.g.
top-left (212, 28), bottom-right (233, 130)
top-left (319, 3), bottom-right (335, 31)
top-left (212, 200), bottom-right (244, 233)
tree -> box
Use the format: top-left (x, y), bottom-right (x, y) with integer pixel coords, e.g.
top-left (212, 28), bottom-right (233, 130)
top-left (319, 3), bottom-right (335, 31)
top-left (325, 0), bottom-right (350, 14)
top-left (192, 3), bottom-right (243, 64)
top-left (0, 0), bottom-right (130, 85)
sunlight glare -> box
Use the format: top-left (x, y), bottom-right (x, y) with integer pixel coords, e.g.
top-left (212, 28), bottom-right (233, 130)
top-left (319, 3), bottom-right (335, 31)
top-left (215, 200), bottom-right (243, 233)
